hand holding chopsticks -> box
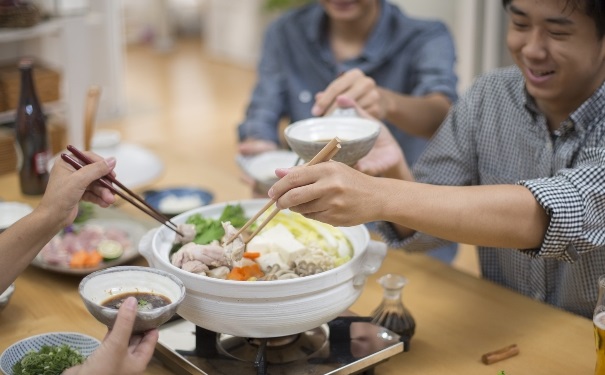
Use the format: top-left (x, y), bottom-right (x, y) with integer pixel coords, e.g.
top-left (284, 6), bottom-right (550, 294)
top-left (61, 145), bottom-right (185, 237)
top-left (225, 137), bottom-right (342, 245)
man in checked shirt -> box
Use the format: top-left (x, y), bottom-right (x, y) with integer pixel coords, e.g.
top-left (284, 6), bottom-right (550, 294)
top-left (267, 0), bottom-right (605, 318)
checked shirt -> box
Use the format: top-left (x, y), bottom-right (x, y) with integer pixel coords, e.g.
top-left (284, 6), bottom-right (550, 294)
top-left (378, 66), bottom-right (605, 318)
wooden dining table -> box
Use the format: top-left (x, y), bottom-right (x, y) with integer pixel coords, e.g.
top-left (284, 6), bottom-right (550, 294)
top-left (0, 167), bottom-right (596, 375)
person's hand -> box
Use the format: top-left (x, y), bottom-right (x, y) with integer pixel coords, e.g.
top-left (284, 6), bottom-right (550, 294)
top-left (37, 152), bottom-right (117, 229)
top-left (64, 297), bottom-right (159, 375)
top-left (238, 138), bottom-right (278, 156)
top-left (269, 161), bottom-right (381, 227)
top-left (312, 68), bottom-right (387, 120)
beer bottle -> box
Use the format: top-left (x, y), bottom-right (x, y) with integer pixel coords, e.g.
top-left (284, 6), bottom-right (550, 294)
top-left (14, 58), bottom-right (50, 195)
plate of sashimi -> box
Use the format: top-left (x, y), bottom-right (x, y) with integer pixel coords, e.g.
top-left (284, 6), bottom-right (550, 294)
top-left (31, 219), bottom-right (148, 275)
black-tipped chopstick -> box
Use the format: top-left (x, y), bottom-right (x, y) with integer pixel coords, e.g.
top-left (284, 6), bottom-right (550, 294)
top-left (60, 151), bottom-right (184, 237)
top-left (67, 144), bottom-right (180, 231)
top-left (225, 137), bottom-right (341, 245)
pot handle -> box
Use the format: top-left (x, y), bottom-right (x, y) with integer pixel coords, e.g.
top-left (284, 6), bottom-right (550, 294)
top-left (353, 239), bottom-right (387, 287)
top-left (138, 228), bottom-right (159, 268)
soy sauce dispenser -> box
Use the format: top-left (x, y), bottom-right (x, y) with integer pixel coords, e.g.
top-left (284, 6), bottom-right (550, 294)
top-left (370, 274), bottom-right (416, 351)
top-left (14, 58), bottom-right (50, 195)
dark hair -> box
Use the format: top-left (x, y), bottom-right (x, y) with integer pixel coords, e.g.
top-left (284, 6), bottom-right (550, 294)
top-left (502, 0), bottom-right (605, 38)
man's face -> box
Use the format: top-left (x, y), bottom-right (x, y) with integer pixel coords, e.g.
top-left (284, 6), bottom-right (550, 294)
top-left (319, 0), bottom-right (377, 22)
top-left (506, 0), bottom-right (605, 111)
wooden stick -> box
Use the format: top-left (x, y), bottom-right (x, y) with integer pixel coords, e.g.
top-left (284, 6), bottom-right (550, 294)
top-left (481, 344), bottom-right (519, 365)
top-left (225, 137), bottom-right (341, 245)
top-left (83, 86), bottom-right (101, 152)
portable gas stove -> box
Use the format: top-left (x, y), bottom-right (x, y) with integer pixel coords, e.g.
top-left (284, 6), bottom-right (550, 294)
top-left (155, 313), bottom-right (404, 375)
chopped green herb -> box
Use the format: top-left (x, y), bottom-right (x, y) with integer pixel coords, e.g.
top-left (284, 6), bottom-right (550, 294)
top-left (138, 299), bottom-right (148, 308)
top-left (498, 371), bottom-right (506, 375)
top-left (12, 344), bottom-right (85, 375)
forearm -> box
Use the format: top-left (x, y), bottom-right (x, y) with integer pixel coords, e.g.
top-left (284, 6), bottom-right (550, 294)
top-left (0, 208), bottom-right (60, 291)
top-left (380, 88), bottom-right (451, 138)
top-left (378, 180), bottom-right (549, 249)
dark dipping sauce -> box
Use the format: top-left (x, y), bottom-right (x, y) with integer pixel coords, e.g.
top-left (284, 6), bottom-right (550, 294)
top-left (102, 292), bottom-right (171, 311)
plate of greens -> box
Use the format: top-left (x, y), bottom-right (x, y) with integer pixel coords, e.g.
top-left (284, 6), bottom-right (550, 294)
top-left (0, 332), bottom-right (99, 375)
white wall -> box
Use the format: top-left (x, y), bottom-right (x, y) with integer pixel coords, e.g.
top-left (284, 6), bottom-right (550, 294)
top-left (394, 0), bottom-right (510, 92)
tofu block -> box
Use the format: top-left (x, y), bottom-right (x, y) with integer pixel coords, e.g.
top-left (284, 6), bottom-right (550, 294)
top-left (246, 235), bottom-right (273, 255)
top-left (256, 252), bottom-right (290, 271)
top-left (250, 224), bottom-right (308, 264)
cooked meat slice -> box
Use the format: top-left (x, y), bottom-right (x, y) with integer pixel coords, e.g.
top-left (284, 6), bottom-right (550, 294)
top-left (171, 242), bottom-right (228, 268)
top-left (221, 222), bottom-right (244, 263)
top-left (182, 260), bottom-right (209, 275)
top-left (175, 223), bottom-right (196, 244)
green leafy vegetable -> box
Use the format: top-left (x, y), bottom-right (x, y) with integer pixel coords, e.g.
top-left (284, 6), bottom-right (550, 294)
top-left (74, 202), bottom-right (95, 224)
top-left (170, 204), bottom-right (250, 255)
top-left (498, 371), bottom-right (506, 375)
top-left (219, 204), bottom-right (248, 228)
top-left (12, 344), bottom-right (85, 375)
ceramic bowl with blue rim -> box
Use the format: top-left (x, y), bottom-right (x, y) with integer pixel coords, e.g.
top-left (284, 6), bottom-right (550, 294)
top-left (0, 332), bottom-right (100, 375)
top-left (143, 187), bottom-right (213, 219)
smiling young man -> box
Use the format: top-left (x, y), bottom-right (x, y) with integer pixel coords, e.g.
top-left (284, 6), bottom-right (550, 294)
top-left (268, 0), bottom-right (605, 318)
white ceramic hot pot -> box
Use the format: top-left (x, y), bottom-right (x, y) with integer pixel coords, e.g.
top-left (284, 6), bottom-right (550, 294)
top-left (139, 199), bottom-right (387, 338)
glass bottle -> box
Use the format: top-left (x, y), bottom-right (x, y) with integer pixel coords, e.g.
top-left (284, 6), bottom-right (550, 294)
top-left (593, 275), bottom-right (605, 375)
top-left (371, 274), bottom-right (416, 348)
top-left (14, 58), bottom-right (50, 195)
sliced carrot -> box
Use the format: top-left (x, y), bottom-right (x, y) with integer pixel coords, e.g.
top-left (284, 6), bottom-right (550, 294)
top-left (242, 252), bottom-right (260, 259)
top-left (227, 264), bottom-right (264, 281)
top-left (84, 251), bottom-right (103, 268)
top-left (69, 250), bottom-right (88, 268)
top-left (227, 267), bottom-right (246, 281)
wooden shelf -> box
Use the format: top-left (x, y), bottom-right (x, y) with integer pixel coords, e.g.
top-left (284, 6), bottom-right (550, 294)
top-left (0, 19), bottom-right (63, 44)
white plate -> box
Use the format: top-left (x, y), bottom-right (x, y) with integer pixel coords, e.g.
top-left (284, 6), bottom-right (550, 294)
top-left (0, 202), bottom-right (33, 231)
top-left (49, 142), bottom-right (164, 189)
top-left (236, 150), bottom-right (300, 184)
top-left (31, 218), bottom-right (148, 275)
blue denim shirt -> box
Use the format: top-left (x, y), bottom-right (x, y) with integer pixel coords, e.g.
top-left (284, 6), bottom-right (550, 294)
top-left (237, 0), bottom-right (458, 167)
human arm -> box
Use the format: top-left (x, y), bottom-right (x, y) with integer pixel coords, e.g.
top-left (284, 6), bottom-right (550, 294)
top-left (270, 161), bottom-right (548, 249)
top-left (270, 91), bottom-right (550, 250)
top-left (311, 24), bottom-right (457, 138)
top-left (0, 154), bottom-right (116, 292)
top-left (63, 297), bottom-right (159, 375)
top-left (312, 69), bottom-right (452, 138)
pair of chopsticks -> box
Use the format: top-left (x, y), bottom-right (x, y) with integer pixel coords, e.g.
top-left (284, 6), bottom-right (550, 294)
top-left (61, 145), bottom-right (185, 237)
top-left (225, 137), bottom-right (341, 245)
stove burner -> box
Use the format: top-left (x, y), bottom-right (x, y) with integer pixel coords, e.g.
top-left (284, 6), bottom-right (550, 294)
top-left (155, 313), bottom-right (404, 375)
top-left (218, 326), bottom-right (328, 364)
top-left (249, 334), bottom-right (300, 348)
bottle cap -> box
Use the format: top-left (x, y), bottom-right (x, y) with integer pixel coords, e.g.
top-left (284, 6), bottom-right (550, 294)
top-left (18, 57), bottom-right (34, 69)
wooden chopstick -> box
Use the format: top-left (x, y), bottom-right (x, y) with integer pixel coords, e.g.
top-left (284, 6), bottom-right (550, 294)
top-left (67, 145), bottom-right (180, 231)
top-left (83, 86), bottom-right (101, 152)
top-left (225, 137), bottom-right (341, 245)
top-left (60, 153), bottom-right (185, 238)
